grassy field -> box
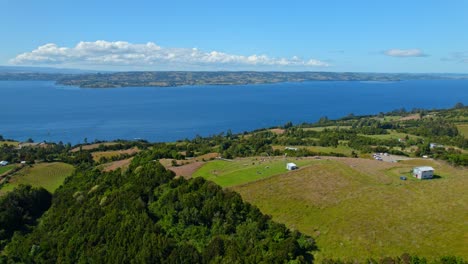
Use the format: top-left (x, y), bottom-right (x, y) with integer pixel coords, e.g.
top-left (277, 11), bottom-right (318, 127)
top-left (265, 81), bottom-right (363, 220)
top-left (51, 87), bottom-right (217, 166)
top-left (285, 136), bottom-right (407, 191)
top-left (0, 162), bottom-right (74, 194)
top-left (0, 165), bottom-right (15, 175)
top-left (231, 158), bottom-right (467, 261)
top-left (457, 124), bottom-right (468, 138)
top-left (193, 157), bottom-right (316, 187)
top-left (0, 141), bottom-right (19, 147)
top-left (359, 130), bottom-right (421, 140)
top-left (273, 144), bottom-right (354, 156)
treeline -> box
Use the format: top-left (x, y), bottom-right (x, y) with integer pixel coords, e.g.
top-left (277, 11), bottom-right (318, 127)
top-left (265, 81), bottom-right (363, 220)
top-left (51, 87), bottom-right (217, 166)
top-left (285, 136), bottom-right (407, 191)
top-left (1, 158), bottom-right (315, 263)
top-left (0, 140), bottom-right (146, 166)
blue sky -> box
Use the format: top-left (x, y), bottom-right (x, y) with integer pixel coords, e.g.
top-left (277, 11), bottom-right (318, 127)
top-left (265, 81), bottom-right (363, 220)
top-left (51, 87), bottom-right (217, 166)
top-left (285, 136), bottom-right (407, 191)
top-left (1, 0), bottom-right (467, 72)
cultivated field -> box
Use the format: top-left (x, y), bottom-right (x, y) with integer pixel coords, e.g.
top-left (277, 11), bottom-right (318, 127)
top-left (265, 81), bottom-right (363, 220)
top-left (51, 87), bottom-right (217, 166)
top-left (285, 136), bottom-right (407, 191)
top-left (0, 162), bottom-right (74, 194)
top-left (100, 157), bottom-right (133, 172)
top-left (193, 157), bottom-right (316, 187)
top-left (168, 162), bottom-right (205, 178)
top-left (70, 142), bottom-right (119, 152)
top-left (209, 157), bottom-right (468, 261)
top-left (91, 147), bottom-right (140, 162)
top-left (303, 126), bottom-right (352, 131)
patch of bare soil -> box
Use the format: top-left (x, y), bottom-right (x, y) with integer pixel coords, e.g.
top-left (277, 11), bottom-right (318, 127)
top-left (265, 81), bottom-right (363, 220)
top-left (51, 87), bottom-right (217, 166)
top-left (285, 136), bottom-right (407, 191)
top-left (101, 157), bottom-right (133, 172)
top-left (399, 114), bottom-right (421, 121)
top-left (269, 128), bottom-right (286, 135)
top-left (71, 142), bottom-right (119, 152)
top-left (168, 162), bottom-right (205, 179)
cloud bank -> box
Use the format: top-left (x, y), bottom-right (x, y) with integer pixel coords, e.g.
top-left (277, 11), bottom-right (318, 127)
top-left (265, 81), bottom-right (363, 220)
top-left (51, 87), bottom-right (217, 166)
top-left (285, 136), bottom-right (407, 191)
top-left (383, 49), bottom-right (427, 57)
top-left (10, 40), bottom-right (329, 70)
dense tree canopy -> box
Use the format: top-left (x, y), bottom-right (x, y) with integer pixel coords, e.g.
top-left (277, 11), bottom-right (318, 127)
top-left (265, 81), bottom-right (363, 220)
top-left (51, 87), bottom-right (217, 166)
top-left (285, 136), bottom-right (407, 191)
top-left (2, 159), bottom-right (315, 263)
top-left (0, 185), bottom-right (51, 251)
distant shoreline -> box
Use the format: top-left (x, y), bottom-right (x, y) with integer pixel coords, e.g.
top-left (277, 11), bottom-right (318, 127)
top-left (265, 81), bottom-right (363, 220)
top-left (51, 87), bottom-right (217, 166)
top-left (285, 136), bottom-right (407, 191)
top-left (2, 71), bottom-right (468, 88)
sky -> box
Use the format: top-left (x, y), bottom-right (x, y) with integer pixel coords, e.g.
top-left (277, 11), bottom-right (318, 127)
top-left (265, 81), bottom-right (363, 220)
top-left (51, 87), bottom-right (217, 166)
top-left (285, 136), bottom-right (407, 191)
top-left (1, 0), bottom-right (467, 73)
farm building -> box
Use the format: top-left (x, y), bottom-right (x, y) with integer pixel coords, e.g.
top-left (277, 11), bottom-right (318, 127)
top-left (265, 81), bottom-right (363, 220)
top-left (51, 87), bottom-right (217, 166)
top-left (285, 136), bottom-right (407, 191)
top-left (0, 161), bottom-right (8, 166)
top-left (285, 147), bottom-right (298, 151)
top-left (430, 143), bottom-right (444, 149)
top-left (286, 163), bottom-right (298, 170)
top-left (413, 166), bottom-right (434, 179)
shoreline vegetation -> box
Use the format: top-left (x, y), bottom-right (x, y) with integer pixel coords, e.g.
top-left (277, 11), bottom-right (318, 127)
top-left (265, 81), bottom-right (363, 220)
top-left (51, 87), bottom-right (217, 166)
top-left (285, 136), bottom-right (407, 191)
top-left (1, 70), bottom-right (468, 88)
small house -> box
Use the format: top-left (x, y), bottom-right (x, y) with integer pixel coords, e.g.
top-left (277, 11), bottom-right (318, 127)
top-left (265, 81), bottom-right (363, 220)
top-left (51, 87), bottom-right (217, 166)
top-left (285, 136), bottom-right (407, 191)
top-left (412, 166), bottom-right (434, 179)
top-left (285, 147), bottom-right (298, 151)
top-left (286, 163), bottom-right (298, 170)
top-left (430, 143), bottom-right (444, 149)
top-left (0, 161), bottom-right (8, 166)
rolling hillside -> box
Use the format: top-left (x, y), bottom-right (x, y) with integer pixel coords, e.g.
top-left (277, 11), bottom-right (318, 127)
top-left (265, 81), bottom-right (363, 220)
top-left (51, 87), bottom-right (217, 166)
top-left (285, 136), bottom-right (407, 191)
top-left (227, 157), bottom-right (467, 261)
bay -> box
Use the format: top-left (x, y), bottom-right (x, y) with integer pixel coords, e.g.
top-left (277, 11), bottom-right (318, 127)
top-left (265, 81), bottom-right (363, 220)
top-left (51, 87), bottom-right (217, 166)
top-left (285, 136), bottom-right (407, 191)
top-left (0, 80), bottom-right (467, 143)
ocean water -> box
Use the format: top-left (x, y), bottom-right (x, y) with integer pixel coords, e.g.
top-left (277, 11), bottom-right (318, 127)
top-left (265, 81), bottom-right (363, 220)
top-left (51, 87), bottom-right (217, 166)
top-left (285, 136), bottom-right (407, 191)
top-left (0, 80), bottom-right (467, 143)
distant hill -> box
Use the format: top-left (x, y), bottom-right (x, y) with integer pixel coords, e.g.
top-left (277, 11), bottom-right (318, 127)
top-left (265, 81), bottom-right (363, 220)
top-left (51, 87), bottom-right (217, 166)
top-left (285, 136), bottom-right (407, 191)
top-left (55, 71), bottom-right (468, 88)
top-left (1, 69), bottom-right (468, 88)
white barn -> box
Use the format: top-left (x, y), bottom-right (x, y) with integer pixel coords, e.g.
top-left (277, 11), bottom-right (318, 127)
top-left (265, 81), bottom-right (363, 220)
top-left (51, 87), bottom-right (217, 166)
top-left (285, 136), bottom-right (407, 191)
top-left (286, 163), bottom-right (298, 170)
top-left (413, 166), bottom-right (434, 179)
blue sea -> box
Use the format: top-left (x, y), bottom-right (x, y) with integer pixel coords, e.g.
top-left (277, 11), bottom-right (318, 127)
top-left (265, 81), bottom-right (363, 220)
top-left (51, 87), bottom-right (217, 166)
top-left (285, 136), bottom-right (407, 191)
top-left (0, 80), bottom-right (467, 143)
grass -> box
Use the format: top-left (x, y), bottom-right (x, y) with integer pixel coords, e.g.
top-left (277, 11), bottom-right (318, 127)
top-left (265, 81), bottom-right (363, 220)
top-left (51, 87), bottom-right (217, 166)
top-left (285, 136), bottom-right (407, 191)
top-left (274, 144), bottom-right (354, 156)
top-left (0, 162), bottom-right (74, 194)
top-left (306, 145), bottom-right (354, 156)
top-left (360, 130), bottom-right (420, 140)
top-left (303, 126), bottom-right (352, 131)
top-left (457, 124), bottom-right (468, 138)
top-left (0, 165), bottom-right (15, 175)
top-left (232, 158), bottom-right (467, 261)
top-left (0, 141), bottom-right (19, 147)
top-left (193, 157), bottom-right (316, 187)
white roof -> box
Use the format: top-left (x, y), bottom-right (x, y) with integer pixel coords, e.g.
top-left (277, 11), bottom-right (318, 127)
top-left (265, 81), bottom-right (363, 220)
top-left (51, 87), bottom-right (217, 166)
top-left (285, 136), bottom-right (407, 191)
top-left (286, 163), bottom-right (297, 166)
top-left (414, 166), bottom-right (434, 171)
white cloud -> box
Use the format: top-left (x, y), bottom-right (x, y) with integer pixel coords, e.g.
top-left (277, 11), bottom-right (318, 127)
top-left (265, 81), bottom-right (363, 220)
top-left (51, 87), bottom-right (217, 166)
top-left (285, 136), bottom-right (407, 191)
top-left (441, 52), bottom-right (468, 63)
top-left (10, 40), bottom-right (329, 69)
top-left (383, 49), bottom-right (427, 57)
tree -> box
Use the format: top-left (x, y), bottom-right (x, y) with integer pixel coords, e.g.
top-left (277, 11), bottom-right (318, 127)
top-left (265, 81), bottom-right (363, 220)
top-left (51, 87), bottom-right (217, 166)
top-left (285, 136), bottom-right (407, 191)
top-left (454, 102), bottom-right (464, 109)
top-left (283, 121), bottom-right (293, 129)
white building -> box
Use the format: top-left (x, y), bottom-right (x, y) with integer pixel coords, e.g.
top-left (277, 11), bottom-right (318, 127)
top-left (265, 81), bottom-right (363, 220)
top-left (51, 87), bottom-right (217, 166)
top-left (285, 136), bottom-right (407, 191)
top-left (413, 166), bottom-right (434, 179)
top-left (285, 147), bottom-right (298, 151)
top-left (430, 143), bottom-right (444, 149)
top-left (0, 161), bottom-right (8, 166)
top-left (286, 163), bottom-right (298, 170)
